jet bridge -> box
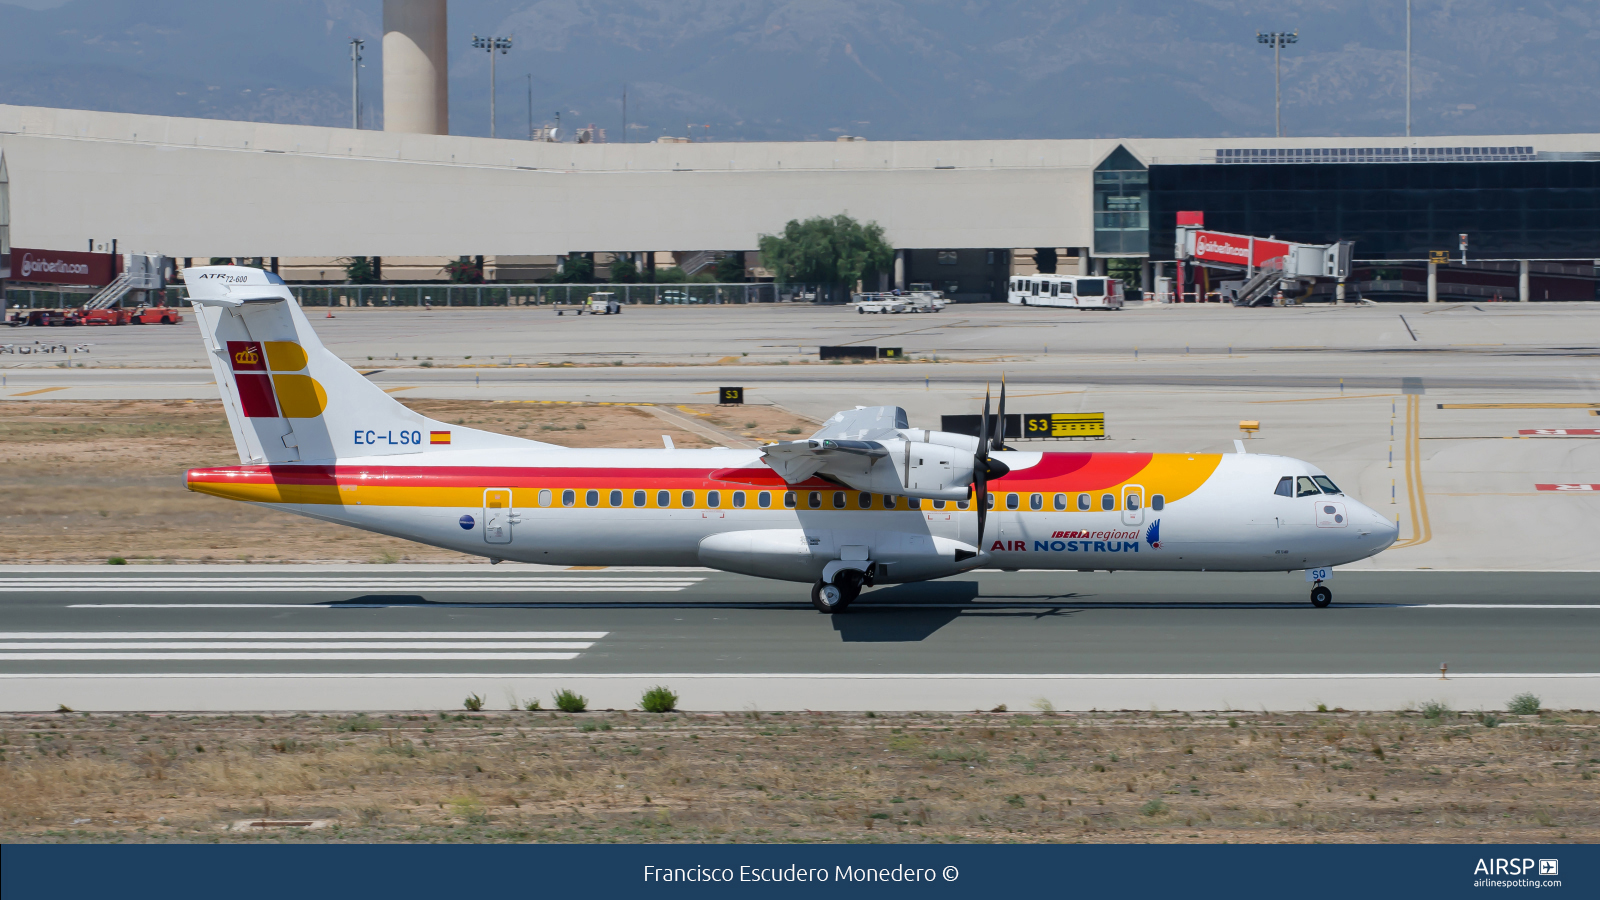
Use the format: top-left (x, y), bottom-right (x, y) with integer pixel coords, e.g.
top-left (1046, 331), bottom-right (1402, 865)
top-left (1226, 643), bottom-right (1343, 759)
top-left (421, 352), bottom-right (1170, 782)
top-left (1174, 213), bottom-right (1352, 306)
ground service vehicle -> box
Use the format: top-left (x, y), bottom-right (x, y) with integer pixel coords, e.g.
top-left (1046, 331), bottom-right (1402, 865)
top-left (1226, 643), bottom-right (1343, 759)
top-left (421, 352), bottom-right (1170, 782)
top-left (581, 293), bottom-right (621, 315)
top-left (183, 266), bottom-right (1396, 614)
top-left (1007, 275), bottom-right (1124, 309)
top-left (854, 294), bottom-right (909, 314)
top-left (6, 309), bottom-right (70, 327)
top-left (132, 305), bottom-right (184, 324)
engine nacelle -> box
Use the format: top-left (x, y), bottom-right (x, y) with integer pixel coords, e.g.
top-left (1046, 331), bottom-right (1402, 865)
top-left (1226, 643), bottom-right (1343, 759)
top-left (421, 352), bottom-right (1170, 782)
top-left (829, 438), bottom-right (973, 501)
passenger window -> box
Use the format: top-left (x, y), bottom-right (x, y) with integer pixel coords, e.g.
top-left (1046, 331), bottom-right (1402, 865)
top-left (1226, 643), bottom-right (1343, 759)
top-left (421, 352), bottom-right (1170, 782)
top-left (1005, 493), bottom-right (1019, 510)
top-left (1125, 493), bottom-right (1140, 511)
top-left (1053, 493), bottom-right (1067, 511)
top-left (682, 490), bottom-right (696, 508)
top-left (657, 489), bottom-right (671, 508)
top-left (884, 494), bottom-right (897, 510)
top-left (1050, 282), bottom-right (1059, 297)
top-left (1101, 493), bottom-right (1115, 511)
top-left (1077, 493), bottom-right (1090, 511)
top-left (956, 499), bottom-right (970, 510)
top-left (1296, 476), bottom-right (1321, 497)
top-left (808, 491), bottom-right (822, 509)
top-left (932, 500), bottom-right (946, 510)
top-left (732, 491), bottom-right (745, 508)
top-left (858, 493), bottom-right (872, 509)
top-left (985, 492), bottom-right (996, 510)
top-left (1274, 477), bottom-right (1293, 497)
top-left (609, 489), bottom-right (622, 507)
top-left (585, 489), bottom-right (599, 507)
top-left (757, 491), bottom-right (771, 508)
top-left (1151, 494), bottom-right (1165, 511)
top-left (907, 498), bottom-right (920, 510)
top-left (1030, 493), bottom-right (1043, 510)
top-left (707, 490), bottom-right (721, 508)
top-left (832, 491), bottom-right (846, 509)
top-left (562, 489), bottom-right (575, 507)
top-left (784, 491), bottom-right (796, 508)
top-left (632, 490), bottom-right (645, 508)
top-left (538, 489), bottom-right (552, 508)
top-left (1312, 475), bottom-right (1341, 494)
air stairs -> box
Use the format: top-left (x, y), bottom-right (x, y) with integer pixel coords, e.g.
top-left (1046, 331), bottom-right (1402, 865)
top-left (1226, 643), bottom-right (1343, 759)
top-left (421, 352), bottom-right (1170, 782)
top-left (1231, 260), bottom-right (1286, 307)
top-left (80, 254), bottom-right (168, 309)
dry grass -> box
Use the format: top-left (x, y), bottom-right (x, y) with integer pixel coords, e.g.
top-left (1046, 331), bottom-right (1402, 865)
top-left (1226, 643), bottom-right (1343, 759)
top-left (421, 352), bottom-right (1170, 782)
top-left (2, 709), bottom-right (1595, 843)
top-left (0, 399), bottom-right (814, 564)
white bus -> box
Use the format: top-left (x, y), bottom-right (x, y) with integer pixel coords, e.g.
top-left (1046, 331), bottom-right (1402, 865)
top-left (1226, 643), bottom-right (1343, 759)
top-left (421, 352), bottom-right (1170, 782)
top-left (1006, 275), bottom-right (1124, 309)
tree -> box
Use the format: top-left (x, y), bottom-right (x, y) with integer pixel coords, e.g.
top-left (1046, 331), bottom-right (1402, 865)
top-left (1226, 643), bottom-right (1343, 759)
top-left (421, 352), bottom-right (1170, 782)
top-left (758, 214), bottom-right (893, 300)
top-left (446, 256), bottom-right (483, 284)
top-left (341, 256), bottom-right (377, 283)
top-left (714, 251), bottom-right (745, 283)
top-left (551, 254), bottom-right (594, 283)
top-left (610, 256), bottom-right (640, 283)
top-left (652, 266), bottom-right (688, 283)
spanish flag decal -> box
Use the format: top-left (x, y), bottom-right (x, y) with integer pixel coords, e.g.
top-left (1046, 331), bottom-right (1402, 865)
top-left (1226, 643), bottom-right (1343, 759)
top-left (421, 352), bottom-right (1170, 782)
top-left (430, 431), bottom-right (452, 445)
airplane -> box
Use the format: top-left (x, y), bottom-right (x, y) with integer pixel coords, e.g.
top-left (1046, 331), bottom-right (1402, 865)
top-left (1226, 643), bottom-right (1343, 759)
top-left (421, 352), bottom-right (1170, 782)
top-left (182, 265), bottom-right (1398, 613)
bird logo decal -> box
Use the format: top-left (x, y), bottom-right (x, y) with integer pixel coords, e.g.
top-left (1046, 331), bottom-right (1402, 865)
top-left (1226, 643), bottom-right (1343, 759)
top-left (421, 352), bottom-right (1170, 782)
top-left (1145, 519), bottom-right (1162, 549)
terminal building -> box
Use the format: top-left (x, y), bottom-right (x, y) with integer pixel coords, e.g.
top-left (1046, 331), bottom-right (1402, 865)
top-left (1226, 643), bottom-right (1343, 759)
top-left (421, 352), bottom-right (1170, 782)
top-left (1, 1), bottom-right (1595, 305)
top-left (2, 102), bottom-right (1594, 304)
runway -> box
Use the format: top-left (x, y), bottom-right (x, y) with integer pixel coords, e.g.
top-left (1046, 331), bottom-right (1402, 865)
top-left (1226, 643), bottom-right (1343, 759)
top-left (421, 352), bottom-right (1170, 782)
top-left (2, 566), bottom-right (1595, 712)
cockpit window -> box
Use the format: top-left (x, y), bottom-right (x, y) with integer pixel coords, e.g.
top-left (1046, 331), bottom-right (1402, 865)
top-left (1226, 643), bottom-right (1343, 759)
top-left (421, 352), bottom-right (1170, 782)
top-left (1312, 475), bottom-right (1341, 494)
top-left (1274, 476), bottom-right (1293, 497)
top-left (1296, 476), bottom-right (1322, 497)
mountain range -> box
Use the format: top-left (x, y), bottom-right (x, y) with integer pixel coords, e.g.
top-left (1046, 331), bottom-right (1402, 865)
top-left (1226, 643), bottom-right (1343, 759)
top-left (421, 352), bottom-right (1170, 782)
top-left (1, 0), bottom-right (1596, 141)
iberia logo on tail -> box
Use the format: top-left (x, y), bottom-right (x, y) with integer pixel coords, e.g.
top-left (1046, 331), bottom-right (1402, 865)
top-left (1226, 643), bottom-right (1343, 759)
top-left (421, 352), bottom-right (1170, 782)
top-left (224, 341), bottom-right (327, 419)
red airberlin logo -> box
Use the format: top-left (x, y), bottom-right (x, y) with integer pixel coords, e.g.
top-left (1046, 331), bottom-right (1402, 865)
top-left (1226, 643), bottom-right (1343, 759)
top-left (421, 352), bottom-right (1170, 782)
top-left (1193, 232), bottom-right (1291, 267)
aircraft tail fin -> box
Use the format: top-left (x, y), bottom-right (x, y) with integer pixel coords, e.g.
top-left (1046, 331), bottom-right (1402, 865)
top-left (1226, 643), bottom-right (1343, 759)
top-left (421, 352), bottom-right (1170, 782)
top-left (184, 266), bottom-right (550, 464)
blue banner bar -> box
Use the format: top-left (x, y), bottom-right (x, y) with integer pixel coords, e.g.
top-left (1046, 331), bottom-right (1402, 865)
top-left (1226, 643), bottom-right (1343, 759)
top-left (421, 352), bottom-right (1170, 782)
top-left (3, 843), bottom-right (1593, 899)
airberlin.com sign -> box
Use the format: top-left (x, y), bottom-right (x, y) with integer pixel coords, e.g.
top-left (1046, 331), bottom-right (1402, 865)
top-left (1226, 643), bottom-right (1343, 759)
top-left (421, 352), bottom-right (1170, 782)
top-left (8, 248), bottom-right (116, 286)
top-left (1192, 232), bottom-right (1291, 267)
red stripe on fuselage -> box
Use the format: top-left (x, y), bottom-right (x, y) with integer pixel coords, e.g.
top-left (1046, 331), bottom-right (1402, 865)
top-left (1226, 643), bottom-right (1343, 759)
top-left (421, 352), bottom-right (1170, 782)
top-left (187, 452), bottom-right (1159, 492)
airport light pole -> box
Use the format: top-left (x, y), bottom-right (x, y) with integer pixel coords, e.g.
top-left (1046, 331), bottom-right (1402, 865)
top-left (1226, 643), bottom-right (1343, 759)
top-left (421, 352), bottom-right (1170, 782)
top-left (1256, 31), bottom-right (1298, 138)
top-left (471, 34), bottom-right (513, 138)
top-left (1405, 0), bottom-right (1412, 138)
top-left (349, 38), bottom-right (364, 130)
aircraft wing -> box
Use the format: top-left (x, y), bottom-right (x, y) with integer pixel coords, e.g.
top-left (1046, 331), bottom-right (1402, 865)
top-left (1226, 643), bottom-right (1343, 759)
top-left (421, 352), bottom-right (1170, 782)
top-left (760, 438), bottom-right (889, 485)
top-left (810, 406), bottom-right (909, 441)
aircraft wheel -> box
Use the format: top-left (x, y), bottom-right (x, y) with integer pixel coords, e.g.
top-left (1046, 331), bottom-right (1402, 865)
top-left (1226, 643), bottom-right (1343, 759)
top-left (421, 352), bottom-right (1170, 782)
top-left (1310, 585), bottom-right (1333, 608)
top-left (812, 580), bottom-right (846, 613)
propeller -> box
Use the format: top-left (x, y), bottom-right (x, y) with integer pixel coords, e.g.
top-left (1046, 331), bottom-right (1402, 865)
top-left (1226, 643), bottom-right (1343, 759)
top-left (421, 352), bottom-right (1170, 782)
top-left (972, 384), bottom-right (1010, 544)
top-left (992, 375), bottom-right (1009, 452)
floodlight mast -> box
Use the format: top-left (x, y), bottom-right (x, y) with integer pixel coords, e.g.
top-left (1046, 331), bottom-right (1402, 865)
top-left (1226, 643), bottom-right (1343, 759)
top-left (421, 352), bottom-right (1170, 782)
top-left (471, 34), bottom-right (513, 138)
top-left (1256, 31), bottom-right (1298, 138)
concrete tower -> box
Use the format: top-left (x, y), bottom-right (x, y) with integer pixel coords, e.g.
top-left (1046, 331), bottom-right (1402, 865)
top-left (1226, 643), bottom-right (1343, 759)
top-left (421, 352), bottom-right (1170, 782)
top-left (382, 0), bottom-right (449, 134)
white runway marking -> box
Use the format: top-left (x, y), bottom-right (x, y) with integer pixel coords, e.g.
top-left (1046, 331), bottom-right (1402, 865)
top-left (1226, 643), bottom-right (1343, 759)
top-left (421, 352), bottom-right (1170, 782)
top-left (0, 631), bottom-right (610, 662)
top-left (0, 632), bottom-right (607, 639)
top-left (0, 642), bottom-right (596, 650)
top-left (0, 653), bottom-right (581, 661)
top-left (5, 577), bottom-right (701, 593)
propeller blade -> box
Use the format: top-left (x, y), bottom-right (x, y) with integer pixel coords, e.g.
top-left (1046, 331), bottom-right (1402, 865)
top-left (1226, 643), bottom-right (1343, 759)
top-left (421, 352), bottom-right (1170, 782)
top-left (974, 383), bottom-right (992, 542)
top-left (974, 463), bottom-right (987, 544)
top-left (994, 376), bottom-right (1007, 451)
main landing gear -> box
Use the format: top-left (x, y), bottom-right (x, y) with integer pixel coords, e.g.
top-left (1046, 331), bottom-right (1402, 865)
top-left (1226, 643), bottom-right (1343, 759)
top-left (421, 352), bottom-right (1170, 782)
top-left (812, 570), bottom-right (865, 614)
top-left (1310, 582), bottom-right (1333, 608)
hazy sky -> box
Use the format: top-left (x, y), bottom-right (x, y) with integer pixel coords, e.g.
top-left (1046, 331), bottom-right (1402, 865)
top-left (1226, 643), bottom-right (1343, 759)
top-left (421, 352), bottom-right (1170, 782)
top-left (1, 0), bottom-right (1596, 140)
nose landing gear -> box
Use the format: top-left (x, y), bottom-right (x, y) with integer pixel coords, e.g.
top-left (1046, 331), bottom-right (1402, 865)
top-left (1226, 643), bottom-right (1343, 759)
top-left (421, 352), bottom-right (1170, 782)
top-left (1310, 582), bottom-right (1333, 608)
top-left (812, 570), bottom-right (865, 613)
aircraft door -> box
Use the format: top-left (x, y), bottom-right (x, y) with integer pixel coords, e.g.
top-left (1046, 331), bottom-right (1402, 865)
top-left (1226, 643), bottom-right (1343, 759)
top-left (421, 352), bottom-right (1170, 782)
top-left (483, 488), bottom-right (513, 544)
top-left (1121, 485), bottom-right (1144, 526)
